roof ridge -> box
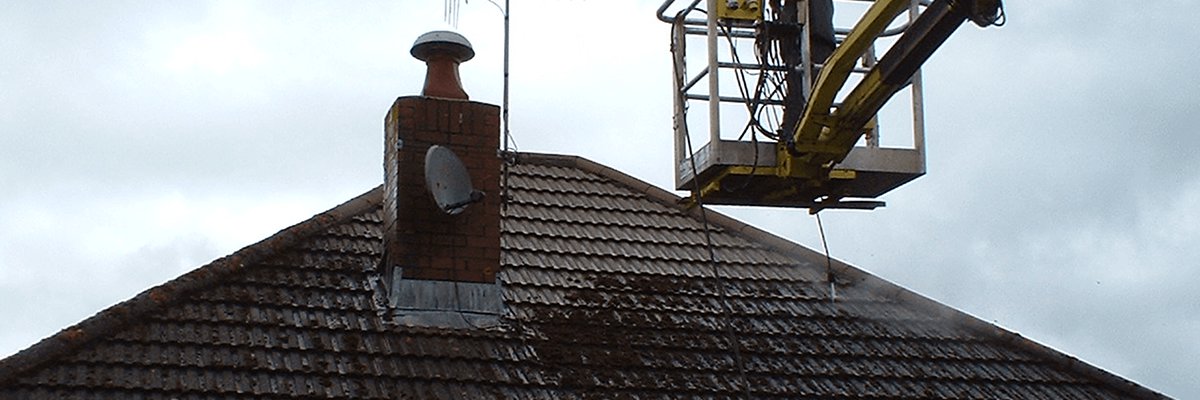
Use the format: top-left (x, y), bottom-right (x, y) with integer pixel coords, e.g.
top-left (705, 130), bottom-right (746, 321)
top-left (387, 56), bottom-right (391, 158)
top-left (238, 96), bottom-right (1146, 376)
top-left (514, 151), bottom-right (1168, 399)
top-left (0, 186), bottom-right (383, 386)
top-left (0, 152), bottom-right (1168, 398)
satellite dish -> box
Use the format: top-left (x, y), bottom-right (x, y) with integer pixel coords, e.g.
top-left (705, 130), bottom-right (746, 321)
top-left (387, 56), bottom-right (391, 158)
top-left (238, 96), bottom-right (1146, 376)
top-left (424, 145), bottom-right (484, 215)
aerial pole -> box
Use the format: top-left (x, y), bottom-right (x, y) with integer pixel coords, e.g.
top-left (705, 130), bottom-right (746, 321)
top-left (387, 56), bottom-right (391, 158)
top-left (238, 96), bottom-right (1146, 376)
top-left (501, 0), bottom-right (510, 153)
top-left (444, 0), bottom-right (510, 151)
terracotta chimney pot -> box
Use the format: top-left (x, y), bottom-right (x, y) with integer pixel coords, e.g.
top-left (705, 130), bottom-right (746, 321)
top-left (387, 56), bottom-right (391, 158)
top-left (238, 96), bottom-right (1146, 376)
top-left (410, 31), bottom-right (474, 100)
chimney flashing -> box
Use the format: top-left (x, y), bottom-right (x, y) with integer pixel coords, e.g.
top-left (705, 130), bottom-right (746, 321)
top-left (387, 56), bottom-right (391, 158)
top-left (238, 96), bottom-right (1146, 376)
top-left (388, 268), bottom-right (503, 329)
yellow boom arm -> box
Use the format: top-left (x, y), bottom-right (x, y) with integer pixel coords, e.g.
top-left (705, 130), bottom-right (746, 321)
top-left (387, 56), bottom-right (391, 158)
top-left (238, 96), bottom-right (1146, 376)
top-left (787, 0), bottom-right (1004, 170)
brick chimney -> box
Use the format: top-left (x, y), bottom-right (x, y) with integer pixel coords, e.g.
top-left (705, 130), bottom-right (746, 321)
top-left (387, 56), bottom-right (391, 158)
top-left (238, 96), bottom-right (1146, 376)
top-left (381, 31), bottom-right (502, 327)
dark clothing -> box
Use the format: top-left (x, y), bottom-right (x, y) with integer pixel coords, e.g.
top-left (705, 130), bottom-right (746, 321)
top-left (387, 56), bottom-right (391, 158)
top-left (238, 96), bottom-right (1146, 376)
top-left (809, 0), bottom-right (836, 63)
top-left (774, 0), bottom-right (837, 135)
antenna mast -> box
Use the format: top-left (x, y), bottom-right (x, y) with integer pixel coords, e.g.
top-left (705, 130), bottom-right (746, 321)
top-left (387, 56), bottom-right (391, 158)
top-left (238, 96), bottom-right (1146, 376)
top-left (443, 0), bottom-right (511, 153)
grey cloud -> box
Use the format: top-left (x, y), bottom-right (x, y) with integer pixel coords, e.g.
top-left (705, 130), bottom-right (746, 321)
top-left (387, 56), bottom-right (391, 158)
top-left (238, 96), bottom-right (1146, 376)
top-left (1, 1), bottom-right (1196, 398)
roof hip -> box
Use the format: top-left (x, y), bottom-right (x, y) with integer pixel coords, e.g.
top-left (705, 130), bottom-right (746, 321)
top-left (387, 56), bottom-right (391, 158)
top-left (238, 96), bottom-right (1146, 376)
top-left (0, 187), bottom-right (383, 386)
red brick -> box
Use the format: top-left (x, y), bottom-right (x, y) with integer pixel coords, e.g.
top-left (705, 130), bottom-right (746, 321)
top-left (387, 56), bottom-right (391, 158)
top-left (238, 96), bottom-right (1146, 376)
top-left (383, 97), bottom-right (503, 285)
top-left (465, 235), bottom-right (494, 249)
top-left (406, 267), bottom-right (453, 281)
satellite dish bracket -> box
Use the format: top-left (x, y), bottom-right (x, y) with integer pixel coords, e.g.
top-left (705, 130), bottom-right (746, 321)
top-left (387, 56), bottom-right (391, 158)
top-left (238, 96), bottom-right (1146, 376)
top-left (442, 190), bottom-right (485, 213)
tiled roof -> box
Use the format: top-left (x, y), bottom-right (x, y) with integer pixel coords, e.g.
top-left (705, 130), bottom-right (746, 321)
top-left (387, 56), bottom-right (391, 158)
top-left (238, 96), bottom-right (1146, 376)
top-left (0, 153), bottom-right (1167, 399)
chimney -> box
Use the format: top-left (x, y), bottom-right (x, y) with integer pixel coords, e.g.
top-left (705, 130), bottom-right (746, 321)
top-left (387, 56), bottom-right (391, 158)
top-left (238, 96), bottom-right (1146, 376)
top-left (381, 31), bottom-right (502, 327)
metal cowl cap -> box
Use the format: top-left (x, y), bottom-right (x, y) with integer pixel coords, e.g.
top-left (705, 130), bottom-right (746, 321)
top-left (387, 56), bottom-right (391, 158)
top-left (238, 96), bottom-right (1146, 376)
top-left (411, 30), bottom-right (475, 63)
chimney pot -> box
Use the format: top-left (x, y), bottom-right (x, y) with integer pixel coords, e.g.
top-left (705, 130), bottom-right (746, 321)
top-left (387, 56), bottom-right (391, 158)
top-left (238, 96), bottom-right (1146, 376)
top-left (411, 31), bottom-right (474, 100)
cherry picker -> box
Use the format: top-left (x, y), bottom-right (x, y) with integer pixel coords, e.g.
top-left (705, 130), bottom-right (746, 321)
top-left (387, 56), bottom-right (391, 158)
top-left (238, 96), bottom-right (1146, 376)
top-left (657, 0), bottom-right (1004, 211)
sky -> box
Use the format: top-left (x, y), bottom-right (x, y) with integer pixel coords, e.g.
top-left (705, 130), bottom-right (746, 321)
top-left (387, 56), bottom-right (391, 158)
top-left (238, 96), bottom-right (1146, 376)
top-left (1, 0), bottom-right (1196, 397)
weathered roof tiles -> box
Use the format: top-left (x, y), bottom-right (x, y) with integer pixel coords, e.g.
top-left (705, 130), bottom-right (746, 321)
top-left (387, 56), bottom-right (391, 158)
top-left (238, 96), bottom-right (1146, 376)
top-left (0, 152), bottom-right (1169, 399)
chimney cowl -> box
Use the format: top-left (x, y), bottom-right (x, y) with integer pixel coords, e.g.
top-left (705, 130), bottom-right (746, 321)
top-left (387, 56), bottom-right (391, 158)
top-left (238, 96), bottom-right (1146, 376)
top-left (411, 30), bottom-right (473, 100)
top-left (410, 30), bottom-right (475, 63)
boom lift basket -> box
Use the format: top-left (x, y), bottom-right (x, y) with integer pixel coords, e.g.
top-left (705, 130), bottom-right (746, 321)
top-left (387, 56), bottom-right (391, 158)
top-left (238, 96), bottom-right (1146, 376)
top-left (657, 0), bottom-right (1002, 211)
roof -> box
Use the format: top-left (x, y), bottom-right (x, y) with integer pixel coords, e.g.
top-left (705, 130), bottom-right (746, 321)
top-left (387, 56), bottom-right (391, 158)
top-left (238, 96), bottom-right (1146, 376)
top-left (0, 152), bottom-right (1168, 399)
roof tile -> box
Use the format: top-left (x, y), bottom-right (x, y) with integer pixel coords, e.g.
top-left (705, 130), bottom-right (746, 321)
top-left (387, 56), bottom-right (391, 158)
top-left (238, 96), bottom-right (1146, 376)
top-left (0, 154), bottom-right (1165, 399)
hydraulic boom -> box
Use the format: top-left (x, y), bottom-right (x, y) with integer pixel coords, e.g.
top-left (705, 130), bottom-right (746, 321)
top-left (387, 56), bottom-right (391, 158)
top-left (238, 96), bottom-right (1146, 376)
top-left (786, 0), bottom-right (1004, 177)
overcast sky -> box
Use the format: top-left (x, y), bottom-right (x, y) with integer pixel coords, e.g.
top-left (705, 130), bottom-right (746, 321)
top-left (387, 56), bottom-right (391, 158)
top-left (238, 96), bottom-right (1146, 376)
top-left (2, 1), bottom-right (1196, 397)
